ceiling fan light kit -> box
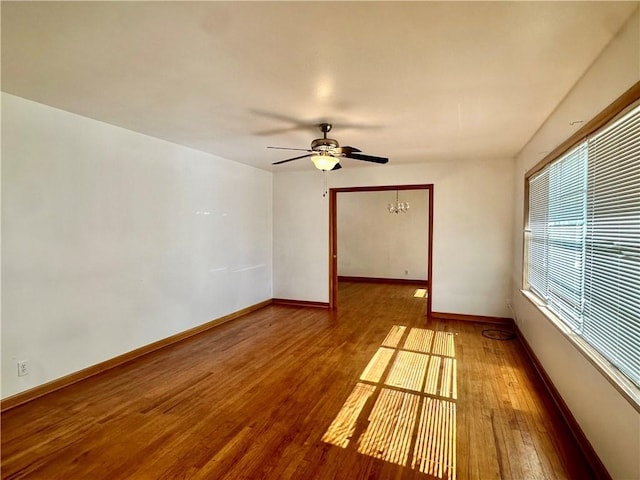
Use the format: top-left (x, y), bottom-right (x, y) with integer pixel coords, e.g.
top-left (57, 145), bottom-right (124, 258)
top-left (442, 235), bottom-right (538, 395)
top-left (311, 153), bottom-right (340, 171)
top-left (269, 122), bottom-right (389, 171)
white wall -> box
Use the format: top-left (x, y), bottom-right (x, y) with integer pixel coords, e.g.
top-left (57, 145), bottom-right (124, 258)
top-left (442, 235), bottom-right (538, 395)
top-left (274, 156), bottom-right (514, 317)
top-left (338, 190), bottom-right (428, 281)
top-left (1, 93), bottom-right (273, 399)
top-left (512, 9), bottom-right (640, 479)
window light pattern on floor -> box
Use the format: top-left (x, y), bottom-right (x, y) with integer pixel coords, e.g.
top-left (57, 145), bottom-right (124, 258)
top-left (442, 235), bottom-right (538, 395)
top-left (322, 326), bottom-right (457, 480)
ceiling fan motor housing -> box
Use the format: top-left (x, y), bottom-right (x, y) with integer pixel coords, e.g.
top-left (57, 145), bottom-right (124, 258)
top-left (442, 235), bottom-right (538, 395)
top-left (311, 137), bottom-right (340, 151)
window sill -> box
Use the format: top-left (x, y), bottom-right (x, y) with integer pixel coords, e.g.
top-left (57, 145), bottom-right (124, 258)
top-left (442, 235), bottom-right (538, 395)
top-left (520, 289), bottom-right (640, 413)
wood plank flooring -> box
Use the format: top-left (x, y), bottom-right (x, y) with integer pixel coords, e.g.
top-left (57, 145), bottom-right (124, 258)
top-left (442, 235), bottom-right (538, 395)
top-left (1, 282), bottom-right (594, 479)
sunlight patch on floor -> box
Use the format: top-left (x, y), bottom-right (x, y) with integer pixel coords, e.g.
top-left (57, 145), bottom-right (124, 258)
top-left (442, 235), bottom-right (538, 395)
top-left (433, 331), bottom-right (456, 357)
top-left (357, 388), bottom-right (420, 466)
top-left (414, 288), bottom-right (428, 298)
top-left (321, 382), bottom-right (375, 448)
top-left (404, 327), bottom-right (434, 353)
top-left (385, 351), bottom-right (430, 392)
top-left (322, 325), bottom-right (458, 479)
top-left (413, 397), bottom-right (456, 478)
top-left (360, 347), bottom-right (394, 383)
top-left (382, 325), bottom-right (406, 348)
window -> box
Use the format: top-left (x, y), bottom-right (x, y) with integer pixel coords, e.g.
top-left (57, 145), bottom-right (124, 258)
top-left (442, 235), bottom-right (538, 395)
top-left (525, 101), bottom-right (640, 391)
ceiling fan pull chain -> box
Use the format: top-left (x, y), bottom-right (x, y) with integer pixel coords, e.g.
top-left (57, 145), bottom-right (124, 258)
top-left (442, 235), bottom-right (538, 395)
top-left (323, 170), bottom-right (328, 197)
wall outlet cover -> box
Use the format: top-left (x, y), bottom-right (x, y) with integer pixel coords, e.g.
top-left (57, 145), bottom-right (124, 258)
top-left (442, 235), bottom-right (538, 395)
top-left (17, 360), bottom-right (29, 377)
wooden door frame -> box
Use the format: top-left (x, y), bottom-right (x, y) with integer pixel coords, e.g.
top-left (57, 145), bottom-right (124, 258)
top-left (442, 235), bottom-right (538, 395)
top-left (329, 184), bottom-right (434, 316)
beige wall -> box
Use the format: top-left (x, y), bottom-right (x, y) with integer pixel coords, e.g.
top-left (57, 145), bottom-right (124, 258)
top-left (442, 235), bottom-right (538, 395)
top-left (274, 155), bottom-right (515, 317)
top-left (2, 93), bottom-right (273, 399)
top-left (337, 190), bottom-right (429, 281)
top-left (511, 9), bottom-right (640, 479)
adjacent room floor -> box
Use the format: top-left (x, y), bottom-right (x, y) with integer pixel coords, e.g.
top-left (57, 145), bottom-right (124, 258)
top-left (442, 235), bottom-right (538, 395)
top-left (1, 282), bottom-right (593, 479)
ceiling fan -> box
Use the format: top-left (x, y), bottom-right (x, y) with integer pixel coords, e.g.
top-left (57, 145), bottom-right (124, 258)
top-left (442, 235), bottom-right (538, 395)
top-left (268, 123), bottom-right (389, 171)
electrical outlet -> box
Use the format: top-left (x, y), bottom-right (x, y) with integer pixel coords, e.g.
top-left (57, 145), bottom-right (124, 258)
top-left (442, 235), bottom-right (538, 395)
top-left (405, 270), bottom-right (409, 275)
top-left (17, 360), bottom-right (29, 377)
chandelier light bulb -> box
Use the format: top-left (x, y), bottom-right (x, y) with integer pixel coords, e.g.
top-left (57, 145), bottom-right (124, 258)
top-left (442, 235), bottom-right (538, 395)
top-left (388, 191), bottom-right (409, 213)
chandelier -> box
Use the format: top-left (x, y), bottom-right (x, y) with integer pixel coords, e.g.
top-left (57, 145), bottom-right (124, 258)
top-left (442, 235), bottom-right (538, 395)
top-left (388, 190), bottom-right (409, 214)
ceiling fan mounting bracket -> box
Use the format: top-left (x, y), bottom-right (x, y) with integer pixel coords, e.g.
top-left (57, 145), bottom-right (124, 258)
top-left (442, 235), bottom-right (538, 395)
top-left (319, 122), bottom-right (332, 134)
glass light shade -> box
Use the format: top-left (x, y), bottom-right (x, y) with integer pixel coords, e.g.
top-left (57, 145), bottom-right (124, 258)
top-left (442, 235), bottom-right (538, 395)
top-left (311, 154), bottom-right (339, 171)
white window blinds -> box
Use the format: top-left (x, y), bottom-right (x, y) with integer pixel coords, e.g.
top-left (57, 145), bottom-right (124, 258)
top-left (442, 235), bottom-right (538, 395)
top-left (526, 104), bottom-right (640, 389)
top-left (547, 144), bottom-right (587, 331)
top-left (583, 105), bottom-right (640, 387)
top-left (527, 170), bottom-right (549, 299)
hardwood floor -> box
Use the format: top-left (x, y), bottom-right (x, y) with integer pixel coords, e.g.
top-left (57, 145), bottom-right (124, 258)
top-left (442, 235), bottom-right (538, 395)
top-left (1, 282), bottom-right (594, 479)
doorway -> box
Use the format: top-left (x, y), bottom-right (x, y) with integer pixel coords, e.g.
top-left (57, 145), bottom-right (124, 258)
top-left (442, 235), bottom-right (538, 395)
top-left (329, 184), bottom-right (434, 315)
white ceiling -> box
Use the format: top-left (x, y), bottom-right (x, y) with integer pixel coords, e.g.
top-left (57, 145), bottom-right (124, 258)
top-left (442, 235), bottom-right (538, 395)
top-left (2, 2), bottom-right (637, 171)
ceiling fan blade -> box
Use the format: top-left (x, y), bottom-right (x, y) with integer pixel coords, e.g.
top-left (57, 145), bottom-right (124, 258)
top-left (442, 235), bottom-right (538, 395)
top-left (251, 109), bottom-right (309, 126)
top-left (272, 153), bottom-right (313, 165)
top-left (255, 125), bottom-right (312, 136)
top-left (267, 146), bottom-right (313, 152)
top-left (331, 163), bottom-right (342, 171)
top-left (337, 122), bottom-right (383, 130)
top-left (252, 110), bottom-right (328, 135)
top-left (344, 152), bottom-right (389, 164)
top-left (335, 146), bottom-right (362, 155)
